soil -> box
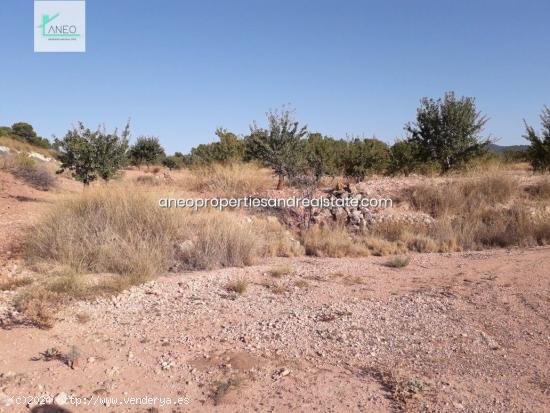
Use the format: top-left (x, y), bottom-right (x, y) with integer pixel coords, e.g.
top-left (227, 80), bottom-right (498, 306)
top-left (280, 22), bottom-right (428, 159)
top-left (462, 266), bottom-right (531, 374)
top-left (0, 249), bottom-right (549, 412)
top-left (1, 167), bottom-right (549, 412)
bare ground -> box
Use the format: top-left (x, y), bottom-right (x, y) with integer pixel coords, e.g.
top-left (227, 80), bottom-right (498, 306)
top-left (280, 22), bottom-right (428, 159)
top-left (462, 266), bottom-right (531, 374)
top-left (1, 248), bottom-right (549, 412)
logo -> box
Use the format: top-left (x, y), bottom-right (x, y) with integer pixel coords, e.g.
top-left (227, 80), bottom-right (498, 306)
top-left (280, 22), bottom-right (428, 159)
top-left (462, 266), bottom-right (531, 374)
top-left (34, 1), bottom-right (86, 52)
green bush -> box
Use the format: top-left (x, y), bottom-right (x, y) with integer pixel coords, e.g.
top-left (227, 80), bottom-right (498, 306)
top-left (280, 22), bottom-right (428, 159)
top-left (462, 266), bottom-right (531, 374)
top-left (524, 106), bottom-right (550, 172)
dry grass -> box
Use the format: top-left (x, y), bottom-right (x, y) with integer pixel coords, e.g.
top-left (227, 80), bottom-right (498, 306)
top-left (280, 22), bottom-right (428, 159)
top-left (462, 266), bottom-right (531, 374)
top-left (135, 174), bottom-right (161, 186)
top-left (302, 226), bottom-right (370, 257)
top-left (268, 265), bottom-right (293, 278)
top-left (0, 136), bottom-right (55, 157)
top-left (186, 162), bottom-right (274, 197)
top-left (226, 277), bottom-right (248, 294)
top-left (303, 225), bottom-right (410, 257)
top-left (252, 217), bottom-right (305, 257)
top-left (294, 279), bottom-right (309, 288)
top-left (176, 212), bottom-right (290, 270)
top-left (0, 153), bottom-right (56, 190)
top-left (525, 176), bottom-right (550, 200)
top-left (402, 174), bottom-right (550, 250)
top-left (407, 174), bottom-right (517, 218)
top-left (386, 256), bottom-right (411, 268)
top-left (24, 187), bottom-right (181, 279)
top-left (0, 277), bottom-right (33, 291)
top-left (19, 184), bottom-right (301, 325)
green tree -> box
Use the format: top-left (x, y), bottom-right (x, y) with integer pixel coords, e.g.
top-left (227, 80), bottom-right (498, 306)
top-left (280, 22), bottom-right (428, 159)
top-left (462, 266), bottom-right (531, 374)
top-left (245, 109), bottom-right (308, 189)
top-left (304, 133), bottom-right (340, 180)
top-left (343, 138), bottom-right (390, 181)
top-left (55, 122), bottom-right (130, 185)
top-left (10, 122), bottom-right (51, 148)
top-left (523, 106), bottom-right (550, 172)
top-left (128, 136), bottom-right (165, 168)
top-left (406, 92), bottom-right (490, 173)
top-left (162, 155), bottom-right (183, 170)
top-left (189, 128), bottom-right (244, 165)
top-left (388, 140), bottom-right (417, 176)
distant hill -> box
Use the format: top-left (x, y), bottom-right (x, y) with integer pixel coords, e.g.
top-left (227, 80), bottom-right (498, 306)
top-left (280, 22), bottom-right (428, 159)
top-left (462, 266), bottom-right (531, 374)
top-left (488, 143), bottom-right (529, 153)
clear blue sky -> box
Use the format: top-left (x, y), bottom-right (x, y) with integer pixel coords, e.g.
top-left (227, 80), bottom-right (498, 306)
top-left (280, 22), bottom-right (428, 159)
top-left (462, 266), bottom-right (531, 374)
top-left (1, 0), bottom-right (549, 152)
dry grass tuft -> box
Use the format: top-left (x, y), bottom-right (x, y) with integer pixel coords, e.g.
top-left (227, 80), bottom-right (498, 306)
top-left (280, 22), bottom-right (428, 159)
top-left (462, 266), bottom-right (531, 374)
top-left (0, 277), bottom-right (33, 291)
top-left (268, 265), bottom-right (293, 278)
top-left (24, 187), bottom-right (181, 278)
top-left (177, 212), bottom-right (264, 270)
top-left (302, 226), bottom-right (370, 257)
top-left (386, 256), bottom-right (411, 268)
top-left (294, 279), bottom-right (309, 288)
top-left (226, 277), bottom-right (248, 294)
top-left (135, 174), bottom-right (161, 186)
top-left (525, 176), bottom-right (550, 200)
top-left (187, 162), bottom-right (274, 197)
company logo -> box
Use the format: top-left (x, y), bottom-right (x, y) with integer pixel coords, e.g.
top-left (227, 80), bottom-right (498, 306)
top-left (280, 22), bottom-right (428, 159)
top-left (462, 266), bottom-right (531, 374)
top-left (34, 1), bottom-right (86, 52)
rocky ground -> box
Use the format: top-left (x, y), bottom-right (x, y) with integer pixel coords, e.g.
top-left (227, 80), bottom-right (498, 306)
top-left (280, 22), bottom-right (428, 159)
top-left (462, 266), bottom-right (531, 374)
top-left (1, 248), bottom-right (549, 412)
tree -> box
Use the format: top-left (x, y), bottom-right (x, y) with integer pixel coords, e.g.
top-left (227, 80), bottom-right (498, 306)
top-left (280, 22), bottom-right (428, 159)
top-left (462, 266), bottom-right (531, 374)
top-left (523, 106), bottom-right (550, 172)
top-left (406, 92), bottom-right (490, 173)
top-left (304, 133), bottom-right (340, 180)
top-left (128, 136), bottom-right (165, 168)
top-left (343, 138), bottom-right (390, 181)
top-left (188, 128), bottom-right (244, 165)
top-left (55, 122), bottom-right (130, 185)
top-left (10, 122), bottom-right (51, 148)
top-left (388, 140), bottom-right (417, 176)
top-left (162, 155), bottom-right (183, 170)
top-left (246, 109), bottom-right (308, 189)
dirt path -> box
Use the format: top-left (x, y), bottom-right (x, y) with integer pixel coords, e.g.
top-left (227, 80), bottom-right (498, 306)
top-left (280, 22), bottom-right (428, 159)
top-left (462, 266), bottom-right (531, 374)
top-left (1, 248), bottom-right (549, 412)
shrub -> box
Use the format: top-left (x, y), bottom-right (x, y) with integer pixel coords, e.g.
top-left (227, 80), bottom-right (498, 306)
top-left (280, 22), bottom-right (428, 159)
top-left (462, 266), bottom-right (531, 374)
top-left (2, 153), bottom-right (56, 190)
top-left (128, 136), bottom-right (165, 168)
top-left (188, 128), bottom-right (245, 165)
top-left (10, 122), bottom-right (51, 148)
top-left (523, 106), bottom-right (550, 172)
top-left (406, 91), bottom-right (490, 173)
top-left (55, 122), bottom-right (129, 185)
top-left (226, 277), bottom-right (248, 294)
top-left (343, 138), bottom-right (390, 180)
top-left (386, 256), bottom-right (410, 268)
top-left (161, 155), bottom-right (183, 170)
top-left (245, 108), bottom-right (308, 189)
top-left (388, 140), bottom-right (417, 176)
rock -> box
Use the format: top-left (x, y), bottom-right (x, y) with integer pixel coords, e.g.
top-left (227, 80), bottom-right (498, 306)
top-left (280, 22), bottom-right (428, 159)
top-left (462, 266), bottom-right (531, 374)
top-left (0, 393), bottom-right (13, 407)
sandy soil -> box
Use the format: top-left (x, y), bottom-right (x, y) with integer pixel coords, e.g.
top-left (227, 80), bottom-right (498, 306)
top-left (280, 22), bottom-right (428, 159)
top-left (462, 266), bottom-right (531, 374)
top-left (1, 166), bottom-right (549, 412)
top-left (0, 248), bottom-right (549, 412)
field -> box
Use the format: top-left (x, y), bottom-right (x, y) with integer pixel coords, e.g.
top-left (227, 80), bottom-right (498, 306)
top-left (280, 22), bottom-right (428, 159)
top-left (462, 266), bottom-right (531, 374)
top-left (0, 159), bottom-right (549, 412)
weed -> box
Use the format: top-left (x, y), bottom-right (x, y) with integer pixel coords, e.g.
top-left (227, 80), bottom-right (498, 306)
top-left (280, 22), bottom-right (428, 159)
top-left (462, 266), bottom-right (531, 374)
top-left (386, 256), bottom-right (411, 268)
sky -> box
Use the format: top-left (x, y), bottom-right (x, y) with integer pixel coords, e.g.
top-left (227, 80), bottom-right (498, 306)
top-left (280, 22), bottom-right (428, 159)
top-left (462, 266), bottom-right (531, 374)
top-left (1, 0), bottom-right (549, 153)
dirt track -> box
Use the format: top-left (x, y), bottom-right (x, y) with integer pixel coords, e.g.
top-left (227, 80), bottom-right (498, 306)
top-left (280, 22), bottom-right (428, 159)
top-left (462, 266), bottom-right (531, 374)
top-left (1, 247), bottom-right (549, 412)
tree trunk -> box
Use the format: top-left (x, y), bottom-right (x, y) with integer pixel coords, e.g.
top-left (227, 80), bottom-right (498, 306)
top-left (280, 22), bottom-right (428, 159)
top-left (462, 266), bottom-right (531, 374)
top-left (276, 175), bottom-right (284, 190)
